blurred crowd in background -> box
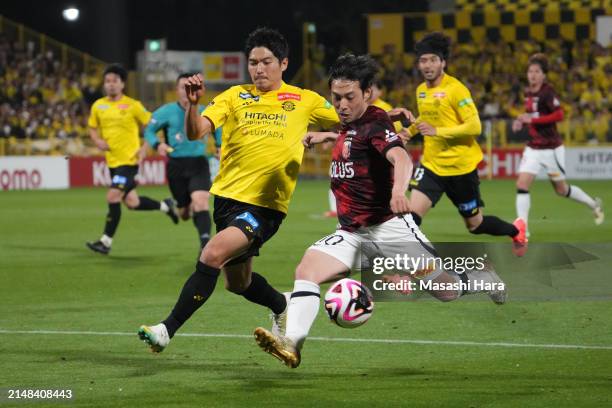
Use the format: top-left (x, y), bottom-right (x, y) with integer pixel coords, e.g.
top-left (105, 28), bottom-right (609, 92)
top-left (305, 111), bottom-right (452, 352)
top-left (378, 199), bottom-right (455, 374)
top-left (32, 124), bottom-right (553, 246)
top-left (1, 31), bottom-right (610, 156)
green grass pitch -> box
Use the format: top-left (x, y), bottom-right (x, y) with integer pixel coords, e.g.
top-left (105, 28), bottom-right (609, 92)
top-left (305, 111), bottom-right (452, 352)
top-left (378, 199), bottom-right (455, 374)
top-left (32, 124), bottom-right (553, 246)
top-left (1, 180), bottom-right (611, 407)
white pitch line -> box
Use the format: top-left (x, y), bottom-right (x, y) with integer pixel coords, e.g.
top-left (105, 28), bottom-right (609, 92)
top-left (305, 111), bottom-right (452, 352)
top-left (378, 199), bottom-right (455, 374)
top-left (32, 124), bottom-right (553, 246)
top-left (1, 329), bottom-right (611, 351)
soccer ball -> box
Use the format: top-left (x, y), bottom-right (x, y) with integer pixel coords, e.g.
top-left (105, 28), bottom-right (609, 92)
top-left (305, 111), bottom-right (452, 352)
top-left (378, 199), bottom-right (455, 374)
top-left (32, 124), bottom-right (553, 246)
top-left (324, 278), bottom-right (374, 328)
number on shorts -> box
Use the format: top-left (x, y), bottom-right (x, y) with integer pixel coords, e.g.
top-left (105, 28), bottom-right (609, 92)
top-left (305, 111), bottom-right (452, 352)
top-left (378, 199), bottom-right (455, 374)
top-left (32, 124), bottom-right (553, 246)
top-left (413, 167), bottom-right (425, 182)
top-left (315, 234), bottom-right (344, 246)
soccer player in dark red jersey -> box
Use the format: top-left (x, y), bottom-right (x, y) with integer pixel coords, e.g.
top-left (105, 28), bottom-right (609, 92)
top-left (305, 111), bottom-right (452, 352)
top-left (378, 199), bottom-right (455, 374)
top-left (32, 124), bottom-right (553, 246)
top-left (253, 54), bottom-right (507, 368)
top-left (513, 54), bottom-right (604, 235)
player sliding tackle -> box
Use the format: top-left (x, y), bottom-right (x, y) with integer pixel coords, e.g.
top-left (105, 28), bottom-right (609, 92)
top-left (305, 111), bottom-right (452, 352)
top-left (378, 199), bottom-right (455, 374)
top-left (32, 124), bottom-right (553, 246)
top-left (253, 54), bottom-right (507, 369)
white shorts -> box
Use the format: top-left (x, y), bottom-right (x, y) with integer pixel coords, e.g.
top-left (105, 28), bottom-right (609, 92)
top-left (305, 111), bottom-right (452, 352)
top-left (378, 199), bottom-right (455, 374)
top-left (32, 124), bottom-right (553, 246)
top-left (518, 145), bottom-right (566, 181)
top-left (308, 214), bottom-right (432, 271)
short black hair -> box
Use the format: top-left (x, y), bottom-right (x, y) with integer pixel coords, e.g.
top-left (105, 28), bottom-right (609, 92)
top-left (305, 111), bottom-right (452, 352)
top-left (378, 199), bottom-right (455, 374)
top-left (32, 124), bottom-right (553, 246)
top-left (328, 53), bottom-right (379, 92)
top-left (528, 53), bottom-right (548, 73)
top-left (415, 32), bottom-right (451, 61)
top-left (244, 27), bottom-right (289, 61)
top-left (176, 72), bottom-right (198, 83)
top-left (103, 63), bottom-right (127, 82)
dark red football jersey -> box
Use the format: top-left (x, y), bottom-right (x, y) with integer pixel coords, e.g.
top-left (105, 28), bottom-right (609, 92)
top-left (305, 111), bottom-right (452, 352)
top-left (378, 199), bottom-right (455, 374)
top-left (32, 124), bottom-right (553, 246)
top-left (330, 106), bottom-right (405, 232)
top-left (524, 82), bottom-right (563, 149)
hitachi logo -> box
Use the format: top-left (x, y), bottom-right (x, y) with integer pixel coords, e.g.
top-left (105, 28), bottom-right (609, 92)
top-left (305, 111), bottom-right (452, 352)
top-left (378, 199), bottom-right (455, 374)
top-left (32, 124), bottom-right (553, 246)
top-left (244, 112), bottom-right (287, 121)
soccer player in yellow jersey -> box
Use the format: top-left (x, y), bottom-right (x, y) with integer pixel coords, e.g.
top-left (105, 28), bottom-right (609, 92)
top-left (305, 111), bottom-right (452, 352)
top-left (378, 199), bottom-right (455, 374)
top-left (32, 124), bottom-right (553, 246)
top-left (138, 28), bottom-right (339, 352)
top-left (403, 33), bottom-right (527, 255)
top-left (86, 64), bottom-right (178, 255)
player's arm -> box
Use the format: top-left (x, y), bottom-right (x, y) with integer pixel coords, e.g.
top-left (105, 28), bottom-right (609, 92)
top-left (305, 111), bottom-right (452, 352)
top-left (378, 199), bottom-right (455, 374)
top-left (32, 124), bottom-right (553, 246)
top-left (88, 126), bottom-right (109, 151)
top-left (184, 74), bottom-right (213, 140)
top-left (428, 114), bottom-right (482, 138)
top-left (302, 131), bottom-right (339, 148)
top-left (86, 107), bottom-right (109, 151)
top-left (520, 91), bottom-right (564, 125)
top-left (385, 146), bottom-right (413, 215)
top-left (144, 111), bottom-right (173, 156)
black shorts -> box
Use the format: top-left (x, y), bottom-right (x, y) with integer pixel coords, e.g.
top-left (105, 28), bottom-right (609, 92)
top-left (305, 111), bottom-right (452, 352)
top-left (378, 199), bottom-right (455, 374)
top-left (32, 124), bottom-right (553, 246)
top-left (213, 196), bottom-right (285, 266)
top-left (409, 165), bottom-right (484, 218)
top-left (166, 157), bottom-right (212, 208)
top-left (109, 165), bottom-right (138, 194)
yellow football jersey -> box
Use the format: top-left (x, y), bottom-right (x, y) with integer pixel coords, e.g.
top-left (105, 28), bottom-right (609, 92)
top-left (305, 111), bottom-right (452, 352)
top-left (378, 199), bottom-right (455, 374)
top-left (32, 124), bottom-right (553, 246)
top-left (371, 98), bottom-right (402, 133)
top-left (88, 95), bottom-right (151, 168)
top-left (204, 81), bottom-right (339, 213)
top-left (411, 74), bottom-right (482, 176)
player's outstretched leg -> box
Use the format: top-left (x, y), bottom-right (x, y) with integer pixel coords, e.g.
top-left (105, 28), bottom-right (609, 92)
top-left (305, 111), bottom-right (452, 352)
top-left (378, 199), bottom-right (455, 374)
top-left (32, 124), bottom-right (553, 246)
top-left (123, 190), bottom-right (178, 224)
top-left (254, 249), bottom-right (348, 368)
top-left (138, 260), bottom-right (220, 352)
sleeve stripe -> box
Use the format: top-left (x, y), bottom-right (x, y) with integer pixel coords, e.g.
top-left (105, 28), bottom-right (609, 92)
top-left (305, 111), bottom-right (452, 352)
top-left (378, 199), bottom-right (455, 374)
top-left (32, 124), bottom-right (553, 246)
top-left (458, 98), bottom-right (474, 108)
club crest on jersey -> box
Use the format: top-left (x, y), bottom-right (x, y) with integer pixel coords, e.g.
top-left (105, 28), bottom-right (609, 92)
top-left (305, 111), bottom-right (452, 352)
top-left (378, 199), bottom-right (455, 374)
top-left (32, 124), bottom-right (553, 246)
top-left (433, 92), bottom-right (446, 98)
top-left (342, 130), bottom-right (356, 159)
top-left (118, 104), bottom-right (130, 110)
top-left (281, 101), bottom-right (296, 111)
top-left (239, 92), bottom-right (260, 102)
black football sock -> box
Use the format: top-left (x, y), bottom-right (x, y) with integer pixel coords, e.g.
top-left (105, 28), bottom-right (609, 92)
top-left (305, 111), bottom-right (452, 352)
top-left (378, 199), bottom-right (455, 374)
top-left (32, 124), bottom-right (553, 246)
top-left (162, 261), bottom-right (220, 338)
top-left (470, 215), bottom-right (519, 237)
top-left (134, 196), bottom-right (161, 211)
top-left (193, 210), bottom-right (212, 247)
top-left (103, 202), bottom-right (121, 237)
top-left (240, 272), bottom-right (287, 314)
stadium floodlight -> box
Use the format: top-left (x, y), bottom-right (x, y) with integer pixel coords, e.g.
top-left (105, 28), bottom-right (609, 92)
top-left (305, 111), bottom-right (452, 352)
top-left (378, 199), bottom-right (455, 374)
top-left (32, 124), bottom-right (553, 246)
top-left (145, 39), bottom-right (166, 53)
top-left (62, 7), bottom-right (80, 22)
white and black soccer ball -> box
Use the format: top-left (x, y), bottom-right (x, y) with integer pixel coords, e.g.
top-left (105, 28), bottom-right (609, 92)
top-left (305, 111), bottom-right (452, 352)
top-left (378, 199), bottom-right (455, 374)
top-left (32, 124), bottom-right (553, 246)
top-left (324, 278), bottom-right (374, 328)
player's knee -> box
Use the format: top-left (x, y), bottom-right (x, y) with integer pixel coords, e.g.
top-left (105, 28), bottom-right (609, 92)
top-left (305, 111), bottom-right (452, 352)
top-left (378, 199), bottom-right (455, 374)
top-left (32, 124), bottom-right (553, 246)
top-left (191, 200), bottom-right (209, 213)
top-left (106, 189), bottom-right (122, 203)
top-left (554, 184), bottom-right (568, 196)
top-left (200, 244), bottom-right (226, 269)
top-left (295, 261), bottom-right (320, 283)
top-left (467, 219), bottom-right (482, 233)
top-left (124, 197), bottom-right (139, 209)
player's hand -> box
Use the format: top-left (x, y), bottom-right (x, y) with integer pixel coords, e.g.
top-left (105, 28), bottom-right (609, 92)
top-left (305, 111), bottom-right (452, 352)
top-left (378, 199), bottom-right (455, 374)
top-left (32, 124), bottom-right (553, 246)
top-left (512, 119), bottom-right (523, 132)
top-left (517, 113), bottom-right (532, 124)
top-left (157, 142), bottom-right (171, 157)
top-left (390, 192), bottom-right (411, 215)
top-left (94, 139), bottom-right (110, 151)
top-left (398, 129), bottom-right (412, 144)
top-left (184, 74), bottom-right (205, 105)
top-left (387, 108), bottom-right (416, 127)
top-left (416, 121), bottom-right (436, 136)
top-left (302, 131), bottom-right (337, 148)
